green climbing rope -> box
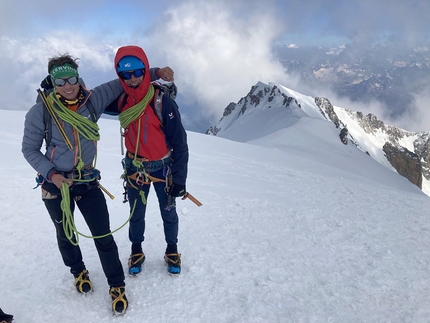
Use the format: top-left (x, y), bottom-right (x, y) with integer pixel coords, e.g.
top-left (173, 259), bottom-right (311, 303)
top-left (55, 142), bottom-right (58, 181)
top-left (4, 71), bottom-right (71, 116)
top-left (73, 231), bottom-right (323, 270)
top-left (118, 84), bottom-right (154, 129)
top-left (50, 92), bottom-right (100, 141)
top-left (59, 181), bottom-right (137, 246)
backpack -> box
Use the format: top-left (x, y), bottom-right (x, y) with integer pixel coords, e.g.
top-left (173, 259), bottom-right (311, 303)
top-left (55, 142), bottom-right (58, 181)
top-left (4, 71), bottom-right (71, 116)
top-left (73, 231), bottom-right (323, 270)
top-left (118, 82), bottom-right (178, 127)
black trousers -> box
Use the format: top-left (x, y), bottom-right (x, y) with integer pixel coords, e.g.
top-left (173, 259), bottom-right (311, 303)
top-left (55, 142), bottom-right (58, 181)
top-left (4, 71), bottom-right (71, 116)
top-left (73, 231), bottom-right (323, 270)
top-left (42, 181), bottom-right (125, 288)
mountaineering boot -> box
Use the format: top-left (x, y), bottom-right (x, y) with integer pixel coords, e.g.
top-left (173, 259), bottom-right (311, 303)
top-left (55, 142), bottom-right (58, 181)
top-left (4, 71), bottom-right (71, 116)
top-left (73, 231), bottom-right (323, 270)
top-left (110, 286), bottom-right (128, 315)
top-left (128, 253), bottom-right (145, 276)
top-left (164, 253), bottom-right (181, 274)
top-left (0, 308), bottom-right (14, 323)
top-left (74, 269), bottom-right (92, 294)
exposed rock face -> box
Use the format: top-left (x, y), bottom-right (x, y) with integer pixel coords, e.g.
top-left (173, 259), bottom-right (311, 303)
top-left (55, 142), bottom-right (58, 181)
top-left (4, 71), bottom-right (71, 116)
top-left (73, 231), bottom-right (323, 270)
top-left (355, 112), bottom-right (385, 134)
top-left (315, 97), bottom-right (341, 128)
top-left (239, 84), bottom-right (301, 118)
top-left (223, 102), bottom-right (237, 117)
top-left (206, 125), bottom-right (220, 136)
top-left (206, 102), bottom-right (237, 135)
top-left (354, 112), bottom-right (415, 144)
top-left (383, 142), bottom-right (422, 188)
top-left (413, 133), bottom-right (430, 181)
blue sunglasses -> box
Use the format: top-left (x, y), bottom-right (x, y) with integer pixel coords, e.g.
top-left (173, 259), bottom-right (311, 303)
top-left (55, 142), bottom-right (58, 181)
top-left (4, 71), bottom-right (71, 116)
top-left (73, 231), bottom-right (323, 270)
top-left (120, 69), bottom-right (144, 80)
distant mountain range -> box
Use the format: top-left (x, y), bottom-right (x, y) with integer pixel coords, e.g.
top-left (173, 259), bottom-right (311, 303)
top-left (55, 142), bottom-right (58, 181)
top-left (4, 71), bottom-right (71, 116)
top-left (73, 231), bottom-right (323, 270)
top-left (274, 44), bottom-right (430, 120)
top-left (207, 81), bottom-right (430, 196)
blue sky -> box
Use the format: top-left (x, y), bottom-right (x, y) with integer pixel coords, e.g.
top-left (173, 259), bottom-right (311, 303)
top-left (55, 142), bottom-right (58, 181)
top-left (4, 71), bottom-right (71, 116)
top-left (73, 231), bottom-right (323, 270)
top-left (1, 0), bottom-right (429, 132)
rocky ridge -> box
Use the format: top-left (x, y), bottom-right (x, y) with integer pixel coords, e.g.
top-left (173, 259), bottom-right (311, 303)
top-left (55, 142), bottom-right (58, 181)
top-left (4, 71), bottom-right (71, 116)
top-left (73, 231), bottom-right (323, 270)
top-left (207, 81), bottom-right (430, 194)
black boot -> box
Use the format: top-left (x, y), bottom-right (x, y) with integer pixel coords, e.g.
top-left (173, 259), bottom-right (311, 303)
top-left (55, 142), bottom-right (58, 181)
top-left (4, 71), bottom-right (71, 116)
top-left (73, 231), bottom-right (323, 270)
top-left (0, 308), bottom-right (14, 322)
top-left (110, 286), bottom-right (128, 315)
top-left (73, 269), bottom-right (93, 294)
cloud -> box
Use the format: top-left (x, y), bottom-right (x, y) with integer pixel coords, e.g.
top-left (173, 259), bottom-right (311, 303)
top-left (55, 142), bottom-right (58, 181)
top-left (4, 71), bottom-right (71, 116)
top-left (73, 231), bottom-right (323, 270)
top-left (0, 0), bottom-right (429, 132)
top-left (278, 0), bottom-right (430, 48)
top-left (326, 45), bottom-right (346, 55)
top-left (146, 0), bottom-right (289, 128)
top-left (396, 90), bottom-right (430, 132)
top-left (0, 33), bottom-right (121, 112)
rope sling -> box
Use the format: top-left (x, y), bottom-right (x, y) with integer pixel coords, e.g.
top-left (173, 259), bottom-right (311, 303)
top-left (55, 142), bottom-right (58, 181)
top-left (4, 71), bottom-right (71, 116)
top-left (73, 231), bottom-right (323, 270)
top-left (118, 85), bottom-right (155, 206)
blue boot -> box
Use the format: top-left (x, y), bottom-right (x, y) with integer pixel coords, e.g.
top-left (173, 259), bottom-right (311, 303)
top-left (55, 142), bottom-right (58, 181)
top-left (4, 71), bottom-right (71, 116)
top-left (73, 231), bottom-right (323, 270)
top-left (128, 253), bottom-right (145, 276)
top-left (164, 253), bottom-right (181, 274)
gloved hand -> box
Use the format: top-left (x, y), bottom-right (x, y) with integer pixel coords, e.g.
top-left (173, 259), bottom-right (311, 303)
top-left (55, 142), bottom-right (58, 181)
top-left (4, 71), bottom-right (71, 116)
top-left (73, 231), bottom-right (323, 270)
top-left (167, 183), bottom-right (186, 197)
top-left (41, 75), bottom-right (54, 90)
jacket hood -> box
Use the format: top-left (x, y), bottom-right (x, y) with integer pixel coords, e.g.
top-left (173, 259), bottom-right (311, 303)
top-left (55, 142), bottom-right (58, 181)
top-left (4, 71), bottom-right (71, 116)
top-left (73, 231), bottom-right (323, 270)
top-left (114, 45), bottom-right (151, 106)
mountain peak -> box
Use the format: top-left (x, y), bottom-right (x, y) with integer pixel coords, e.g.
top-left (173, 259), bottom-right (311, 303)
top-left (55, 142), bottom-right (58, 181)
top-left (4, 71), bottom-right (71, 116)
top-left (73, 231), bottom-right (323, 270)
top-left (208, 81), bottom-right (430, 196)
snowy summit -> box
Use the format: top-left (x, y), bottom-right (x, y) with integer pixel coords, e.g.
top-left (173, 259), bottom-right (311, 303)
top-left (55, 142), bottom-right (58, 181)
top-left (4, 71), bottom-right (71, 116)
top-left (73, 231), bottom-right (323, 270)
top-left (208, 81), bottom-right (430, 197)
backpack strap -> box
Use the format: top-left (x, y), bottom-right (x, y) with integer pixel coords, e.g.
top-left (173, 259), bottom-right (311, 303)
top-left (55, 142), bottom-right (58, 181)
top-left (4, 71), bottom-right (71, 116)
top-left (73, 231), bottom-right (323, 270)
top-left (153, 87), bottom-right (164, 127)
top-left (118, 92), bottom-right (127, 112)
top-left (43, 94), bottom-right (52, 148)
top-left (85, 98), bottom-right (97, 122)
top-left (37, 89), bottom-right (73, 151)
top-left (36, 88), bottom-right (53, 148)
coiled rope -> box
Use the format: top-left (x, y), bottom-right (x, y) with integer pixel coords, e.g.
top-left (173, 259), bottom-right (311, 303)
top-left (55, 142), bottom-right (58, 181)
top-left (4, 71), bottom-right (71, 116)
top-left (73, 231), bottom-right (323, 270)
top-left (118, 84), bottom-right (154, 129)
top-left (50, 93), bottom-right (100, 141)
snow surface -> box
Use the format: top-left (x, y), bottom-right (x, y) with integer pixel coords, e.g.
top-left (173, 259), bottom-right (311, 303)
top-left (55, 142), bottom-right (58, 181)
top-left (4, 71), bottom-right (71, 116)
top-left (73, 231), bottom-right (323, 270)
top-left (1, 109), bottom-right (430, 322)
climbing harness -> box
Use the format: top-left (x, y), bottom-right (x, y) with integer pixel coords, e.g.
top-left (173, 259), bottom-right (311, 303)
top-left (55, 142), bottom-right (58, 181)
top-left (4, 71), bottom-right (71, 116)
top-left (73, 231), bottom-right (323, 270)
top-left (163, 165), bottom-right (175, 211)
top-left (121, 152), bottom-right (202, 209)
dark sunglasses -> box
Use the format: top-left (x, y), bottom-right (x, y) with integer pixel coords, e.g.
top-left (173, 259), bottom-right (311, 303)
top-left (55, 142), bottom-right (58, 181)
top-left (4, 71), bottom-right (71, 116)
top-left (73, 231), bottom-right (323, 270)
top-left (54, 76), bottom-right (79, 87)
top-left (120, 69), bottom-right (144, 80)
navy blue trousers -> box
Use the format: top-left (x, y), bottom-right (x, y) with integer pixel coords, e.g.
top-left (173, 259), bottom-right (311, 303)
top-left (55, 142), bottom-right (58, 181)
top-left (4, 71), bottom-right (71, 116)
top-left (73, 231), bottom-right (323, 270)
top-left (126, 167), bottom-right (179, 246)
top-left (42, 181), bottom-right (125, 288)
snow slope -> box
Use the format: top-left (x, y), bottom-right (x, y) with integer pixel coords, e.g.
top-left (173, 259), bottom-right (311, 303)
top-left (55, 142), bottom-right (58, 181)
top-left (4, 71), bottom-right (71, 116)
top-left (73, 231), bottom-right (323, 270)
top-left (1, 110), bottom-right (430, 323)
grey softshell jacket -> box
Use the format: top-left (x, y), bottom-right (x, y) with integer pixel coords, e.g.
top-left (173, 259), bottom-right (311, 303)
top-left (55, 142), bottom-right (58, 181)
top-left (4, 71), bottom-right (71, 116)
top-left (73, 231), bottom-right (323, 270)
top-left (22, 79), bottom-right (123, 181)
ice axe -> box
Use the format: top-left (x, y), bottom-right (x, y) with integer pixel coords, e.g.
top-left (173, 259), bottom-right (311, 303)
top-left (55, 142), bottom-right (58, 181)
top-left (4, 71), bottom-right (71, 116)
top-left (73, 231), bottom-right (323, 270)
top-left (181, 192), bottom-right (202, 207)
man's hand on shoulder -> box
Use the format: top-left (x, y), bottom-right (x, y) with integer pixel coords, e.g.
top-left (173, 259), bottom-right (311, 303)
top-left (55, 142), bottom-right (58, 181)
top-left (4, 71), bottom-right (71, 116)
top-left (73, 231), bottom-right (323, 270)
top-left (157, 67), bottom-right (174, 82)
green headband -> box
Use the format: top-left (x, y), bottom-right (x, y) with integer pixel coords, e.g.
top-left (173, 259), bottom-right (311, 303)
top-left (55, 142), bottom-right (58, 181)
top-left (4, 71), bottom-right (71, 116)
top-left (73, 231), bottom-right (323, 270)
top-left (50, 63), bottom-right (78, 79)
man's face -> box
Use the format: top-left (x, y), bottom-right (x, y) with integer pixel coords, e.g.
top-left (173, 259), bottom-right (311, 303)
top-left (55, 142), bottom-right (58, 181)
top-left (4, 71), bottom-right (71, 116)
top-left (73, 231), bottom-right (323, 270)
top-left (120, 69), bottom-right (145, 88)
top-left (54, 76), bottom-right (80, 101)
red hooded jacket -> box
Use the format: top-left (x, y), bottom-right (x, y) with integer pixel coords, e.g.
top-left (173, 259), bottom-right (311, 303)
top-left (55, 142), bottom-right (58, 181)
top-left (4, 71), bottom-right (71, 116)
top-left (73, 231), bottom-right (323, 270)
top-left (114, 46), bottom-right (169, 160)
